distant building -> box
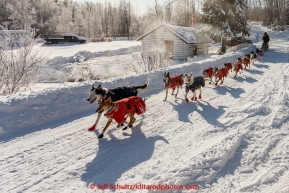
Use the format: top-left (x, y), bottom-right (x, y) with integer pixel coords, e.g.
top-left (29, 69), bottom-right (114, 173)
top-left (136, 24), bottom-right (215, 60)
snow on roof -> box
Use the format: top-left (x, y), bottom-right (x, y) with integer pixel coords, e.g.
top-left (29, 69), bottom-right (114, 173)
top-left (136, 24), bottom-right (215, 44)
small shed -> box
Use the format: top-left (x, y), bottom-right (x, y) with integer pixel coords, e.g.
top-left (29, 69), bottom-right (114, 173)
top-left (136, 24), bottom-right (215, 60)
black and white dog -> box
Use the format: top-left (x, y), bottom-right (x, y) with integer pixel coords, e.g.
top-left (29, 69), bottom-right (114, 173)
top-left (86, 79), bottom-right (149, 131)
top-left (184, 72), bottom-right (206, 102)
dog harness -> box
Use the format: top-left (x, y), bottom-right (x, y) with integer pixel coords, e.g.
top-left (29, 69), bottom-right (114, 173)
top-left (165, 75), bottom-right (183, 89)
top-left (104, 96), bottom-right (146, 123)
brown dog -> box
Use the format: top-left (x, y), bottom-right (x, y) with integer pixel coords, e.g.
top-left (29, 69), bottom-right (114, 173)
top-left (94, 96), bottom-right (146, 138)
top-left (163, 72), bottom-right (183, 100)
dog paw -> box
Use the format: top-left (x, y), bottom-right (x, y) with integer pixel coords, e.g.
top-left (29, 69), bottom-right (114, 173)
top-left (198, 95), bottom-right (202, 99)
top-left (191, 97), bottom-right (195, 101)
top-left (122, 126), bottom-right (128, 130)
top-left (98, 134), bottom-right (104, 138)
top-left (129, 125), bottom-right (133, 128)
top-left (186, 98), bottom-right (189, 103)
top-left (209, 82), bottom-right (211, 84)
top-left (88, 125), bottom-right (96, 131)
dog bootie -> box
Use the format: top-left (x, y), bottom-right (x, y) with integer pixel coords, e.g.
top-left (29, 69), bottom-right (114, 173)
top-left (199, 95), bottom-right (202, 99)
top-left (215, 82), bottom-right (218, 86)
top-left (186, 98), bottom-right (189, 103)
top-left (88, 125), bottom-right (96, 131)
top-left (209, 82), bottom-right (211, 84)
top-left (191, 97), bottom-right (197, 101)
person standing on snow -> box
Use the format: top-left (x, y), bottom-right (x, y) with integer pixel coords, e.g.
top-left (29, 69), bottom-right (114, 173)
top-left (262, 32), bottom-right (270, 50)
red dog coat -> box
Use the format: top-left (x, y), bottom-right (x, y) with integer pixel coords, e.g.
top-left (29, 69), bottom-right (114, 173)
top-left (165, 75), bottom-right (183, 89)
top-left (244, 58), bottom-right (250, 67)
top-left (216, 68), bottom-right (228, 79)
top-left (235, 61), bottom-right (243, 72)
top-left (204, 67), bottom-right (214, 78)
top-left (104, 96), bottom-right (146, 123)
top-left (224, 63), bottom-right (233, 71)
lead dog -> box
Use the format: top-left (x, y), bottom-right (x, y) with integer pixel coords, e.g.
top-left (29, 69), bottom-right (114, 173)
top-left (95, 96), bottom-right (146, 138)
top-left (87, 79), bottom-right (149, 131)
top-left (163, 72), bottom-right (183, 100)
top-left (184, 72), bottom-right (206, 102)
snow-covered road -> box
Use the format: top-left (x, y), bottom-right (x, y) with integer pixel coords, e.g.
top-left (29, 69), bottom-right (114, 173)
top-left (1, 22), bottom-right (289, 193)
top-left (1, 44), bottom-right (289, 192)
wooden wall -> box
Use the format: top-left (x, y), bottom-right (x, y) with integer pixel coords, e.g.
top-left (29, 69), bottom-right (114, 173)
top-left (140, 26), bottom-right (209, 60)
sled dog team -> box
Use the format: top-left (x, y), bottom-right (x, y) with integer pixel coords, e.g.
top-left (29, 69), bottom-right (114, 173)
top-left (87, 50), bottom-right (261, 138)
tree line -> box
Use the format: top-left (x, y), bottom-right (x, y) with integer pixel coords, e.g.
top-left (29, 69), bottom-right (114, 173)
top-left (0, 0), bottom-right (288, 40)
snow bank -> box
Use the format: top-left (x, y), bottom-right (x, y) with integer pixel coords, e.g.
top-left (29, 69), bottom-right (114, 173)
top-left (47, 45), bottom-right (141, 66)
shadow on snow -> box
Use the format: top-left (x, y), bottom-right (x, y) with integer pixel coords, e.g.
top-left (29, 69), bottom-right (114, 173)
top-left (168, 100), bottom-right (226, 127)
top-left (81, 120), bottom-right (168, 190)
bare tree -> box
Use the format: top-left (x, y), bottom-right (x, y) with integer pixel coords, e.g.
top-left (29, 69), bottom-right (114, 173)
top-left (126, 50), bottom-right (172, 73)
top-left (0, 30), bottom-right (47, 95)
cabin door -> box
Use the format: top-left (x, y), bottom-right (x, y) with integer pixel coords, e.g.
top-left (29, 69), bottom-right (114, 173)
top-left (164, 40), bottom-right (174, 59)
top-left (193, 45), bottom-right (197, 55)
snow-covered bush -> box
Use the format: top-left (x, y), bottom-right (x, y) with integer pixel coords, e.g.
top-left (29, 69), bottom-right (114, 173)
top-left (127, 50), bottom-right (173, 73)
top-left (39, 69), bottom-right (68, 83)
top-left (0, 30), bottom-right (47, 95)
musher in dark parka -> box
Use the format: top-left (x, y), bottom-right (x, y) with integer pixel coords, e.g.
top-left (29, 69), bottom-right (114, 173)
top-left (262, 32), bottom-right (270, 50)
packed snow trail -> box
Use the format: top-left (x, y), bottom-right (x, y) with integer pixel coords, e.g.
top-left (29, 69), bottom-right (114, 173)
top-left (1, 22), bottom-right (289, 192)
top-left (1, 42), bottom-right (289, 193)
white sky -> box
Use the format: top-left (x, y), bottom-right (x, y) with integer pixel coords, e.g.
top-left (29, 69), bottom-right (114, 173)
top-left (71, 0), bottom-right (164, 15)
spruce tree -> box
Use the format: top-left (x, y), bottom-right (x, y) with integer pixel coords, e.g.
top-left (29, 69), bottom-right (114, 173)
top-left (198, 0), bottom-right (249, 39)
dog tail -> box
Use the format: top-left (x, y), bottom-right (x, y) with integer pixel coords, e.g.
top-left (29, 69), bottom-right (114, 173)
top-left (135, 78), bottom-right (150, 91)
top-left (143, 97), bottom-right (149, 102)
